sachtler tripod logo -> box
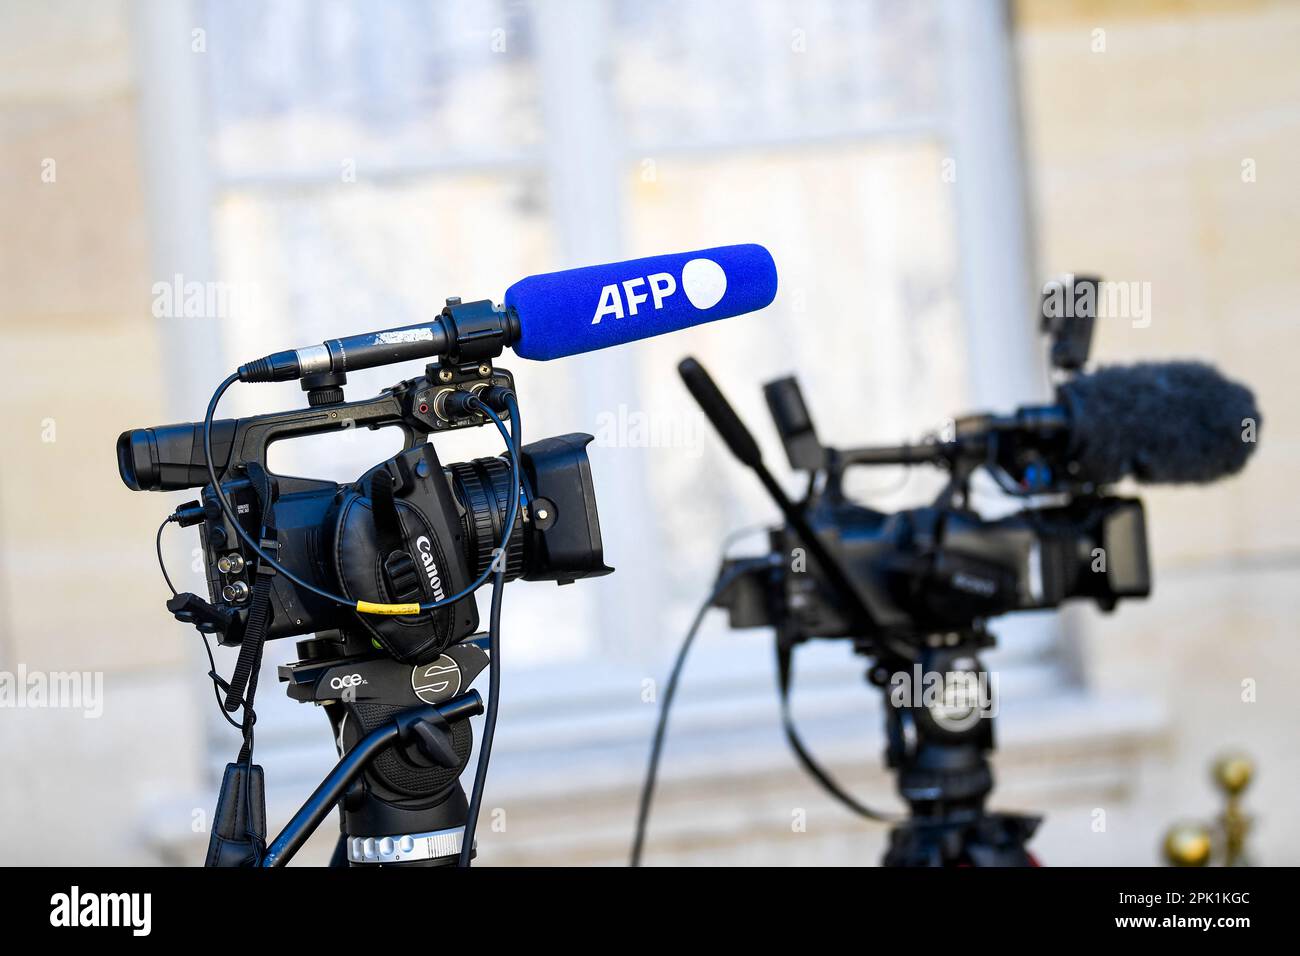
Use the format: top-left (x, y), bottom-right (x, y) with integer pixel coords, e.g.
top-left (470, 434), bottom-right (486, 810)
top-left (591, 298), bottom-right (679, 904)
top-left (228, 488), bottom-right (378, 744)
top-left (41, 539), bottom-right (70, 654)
top-left (889, 664), bottom-right (998, 727)
top-left (412, 655), bottom-right (461, 704)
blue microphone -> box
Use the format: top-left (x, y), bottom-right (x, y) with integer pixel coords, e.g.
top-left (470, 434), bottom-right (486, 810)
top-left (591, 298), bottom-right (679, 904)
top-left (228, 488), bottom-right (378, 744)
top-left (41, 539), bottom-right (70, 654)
top-left (237, 244), bottom-right (777, 381)
top-left (507, 244), bottom-right (778, 361)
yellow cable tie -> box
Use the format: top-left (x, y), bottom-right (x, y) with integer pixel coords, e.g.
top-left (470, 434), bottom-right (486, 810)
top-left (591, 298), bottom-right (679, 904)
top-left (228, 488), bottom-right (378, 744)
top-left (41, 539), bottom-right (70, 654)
top-left (356, 600), bottom-right (421, 616)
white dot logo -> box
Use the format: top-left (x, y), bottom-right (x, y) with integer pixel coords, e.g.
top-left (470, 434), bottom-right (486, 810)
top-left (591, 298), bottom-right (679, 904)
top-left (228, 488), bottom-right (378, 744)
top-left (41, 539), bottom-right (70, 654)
top-left (681, 258), bottom-right (727, 310)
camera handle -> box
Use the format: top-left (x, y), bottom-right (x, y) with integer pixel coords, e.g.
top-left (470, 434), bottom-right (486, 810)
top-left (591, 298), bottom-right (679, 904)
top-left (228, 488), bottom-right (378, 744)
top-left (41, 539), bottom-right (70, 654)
top-left (204, 362), bottom-right (515, 492)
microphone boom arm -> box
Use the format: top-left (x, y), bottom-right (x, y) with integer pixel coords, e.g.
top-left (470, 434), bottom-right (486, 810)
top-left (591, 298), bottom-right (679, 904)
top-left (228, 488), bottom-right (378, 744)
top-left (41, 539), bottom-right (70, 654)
top-left (677, 358), bottom-right (881, 634)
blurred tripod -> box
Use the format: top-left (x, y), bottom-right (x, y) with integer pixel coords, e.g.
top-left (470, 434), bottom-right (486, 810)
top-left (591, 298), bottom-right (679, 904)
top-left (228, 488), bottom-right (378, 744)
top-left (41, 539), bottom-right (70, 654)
top-left (869, 631), bottom-right (1038, 866)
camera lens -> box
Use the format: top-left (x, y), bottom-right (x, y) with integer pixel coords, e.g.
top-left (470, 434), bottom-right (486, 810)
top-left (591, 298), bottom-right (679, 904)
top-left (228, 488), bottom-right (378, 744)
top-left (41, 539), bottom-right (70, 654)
top-left (446, 457), bottom-right (526, 581)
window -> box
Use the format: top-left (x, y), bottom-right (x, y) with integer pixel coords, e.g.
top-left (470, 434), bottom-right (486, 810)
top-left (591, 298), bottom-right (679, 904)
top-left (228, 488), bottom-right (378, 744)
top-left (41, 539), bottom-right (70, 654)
top-left (141, 0), bottom-right (1054, 819)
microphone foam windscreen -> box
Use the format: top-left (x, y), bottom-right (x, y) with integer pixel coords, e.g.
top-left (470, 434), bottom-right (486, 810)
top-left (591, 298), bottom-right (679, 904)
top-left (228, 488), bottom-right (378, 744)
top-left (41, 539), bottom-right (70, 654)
top-left (1057, 361), bottom-right (1260, 485)
top-left (507, 244), bottom-right (777, 361)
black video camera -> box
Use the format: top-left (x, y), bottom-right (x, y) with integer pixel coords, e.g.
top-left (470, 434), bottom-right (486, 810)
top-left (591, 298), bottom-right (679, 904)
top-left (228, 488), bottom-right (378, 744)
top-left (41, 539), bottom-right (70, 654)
top-left (719, 485), bottom-right (1149, 645)
top-left (118, 334), bottom-right (611, 665)
top-left (693, 274), bottom-right (1259, 653)
top-left (663, 274), bottom-right (1258, 866)
top-left (116, 246), bottom-right (781, 867)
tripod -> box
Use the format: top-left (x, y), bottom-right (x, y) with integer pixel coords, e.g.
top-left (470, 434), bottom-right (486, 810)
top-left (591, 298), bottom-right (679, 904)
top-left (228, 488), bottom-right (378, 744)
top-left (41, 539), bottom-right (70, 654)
top-left (868, 630), bottom-right (1038, 866)
top-left (260, 629), bottom-right (489, 866)
top-left (773, 617), bottom-right (1039, 867)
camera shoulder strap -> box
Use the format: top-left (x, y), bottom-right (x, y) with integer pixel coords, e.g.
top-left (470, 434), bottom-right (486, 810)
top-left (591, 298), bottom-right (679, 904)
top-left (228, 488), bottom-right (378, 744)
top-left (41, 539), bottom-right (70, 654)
top-left (221, 462), bottom-right (278, 744)
top-left (207, 462), bottom-right (276, 866)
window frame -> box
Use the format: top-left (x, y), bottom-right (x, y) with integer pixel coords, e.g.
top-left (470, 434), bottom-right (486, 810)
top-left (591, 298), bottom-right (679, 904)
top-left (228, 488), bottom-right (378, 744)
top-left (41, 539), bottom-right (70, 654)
top-left (134, 0), bottom-right (1066, 806)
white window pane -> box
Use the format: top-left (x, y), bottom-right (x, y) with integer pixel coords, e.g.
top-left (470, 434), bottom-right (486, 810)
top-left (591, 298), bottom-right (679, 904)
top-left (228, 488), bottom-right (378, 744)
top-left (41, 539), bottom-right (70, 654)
top-left (201, 0), bottom-right (542, 177)
top-left (612, 0), bottom-right (945, 147)
top-left (211, 173), bottom-right (550, 365)
top-left (622, 144), bottom-right (964, 602)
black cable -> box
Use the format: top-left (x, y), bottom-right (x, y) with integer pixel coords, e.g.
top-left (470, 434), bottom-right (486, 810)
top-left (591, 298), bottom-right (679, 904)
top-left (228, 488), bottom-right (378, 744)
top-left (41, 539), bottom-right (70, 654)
top-left (155, 516), bottom-right (178, 596)
top-left (630, 539), bottom-right (904, 863)
top-left (776, 674), bottom-right (899, 823)
top-left (200, 633), bottom-right (244, 732)
top-left (626, 524), bottom-right (767, 866)
top-left (458, 545), bottom-right (507, 867)
top-left (458, 393), bottom-right (521, 867)
top-left (630, 561), bottom-right (751, 867)
top-left (706, 530), bottom-right (898, 822)
top-left (157, 512), bottom-right (242, 729)
top-left (202, 373), bottom-right (518, 614)
top-left (162, 543), bottom-right (258, 859)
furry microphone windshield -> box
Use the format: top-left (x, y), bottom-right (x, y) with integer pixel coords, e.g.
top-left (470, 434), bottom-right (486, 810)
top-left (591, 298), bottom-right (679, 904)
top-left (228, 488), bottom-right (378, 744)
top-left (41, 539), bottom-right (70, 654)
top-left (1057, 361), bottom-right (1260, 485)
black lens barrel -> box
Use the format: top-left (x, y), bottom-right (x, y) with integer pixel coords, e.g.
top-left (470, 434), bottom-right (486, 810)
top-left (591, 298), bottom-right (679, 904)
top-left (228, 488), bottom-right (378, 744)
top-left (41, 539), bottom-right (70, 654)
top-left (446, 456), bottom-right (526, 581)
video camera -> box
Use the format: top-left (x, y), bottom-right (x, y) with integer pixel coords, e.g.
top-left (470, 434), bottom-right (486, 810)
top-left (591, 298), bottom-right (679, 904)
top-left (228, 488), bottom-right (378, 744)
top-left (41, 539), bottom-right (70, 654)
top-left (117, 244), bottom-right (779, 867)
top-left (659, 274), bottom-right (1260, 866)
top-left (118, 337), bottom-right (609, 663)
top-left (117, 298), bottom-right (614, 866)
top-left (690, 275), bottom-right (1257, 653)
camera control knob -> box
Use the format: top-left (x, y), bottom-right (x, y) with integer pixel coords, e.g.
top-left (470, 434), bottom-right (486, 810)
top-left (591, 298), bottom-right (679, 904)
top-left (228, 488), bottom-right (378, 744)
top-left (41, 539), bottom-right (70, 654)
top-left (222, 580), bottom-right (250, 603)
top-left (307, 386), bottom-right (345, 406)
